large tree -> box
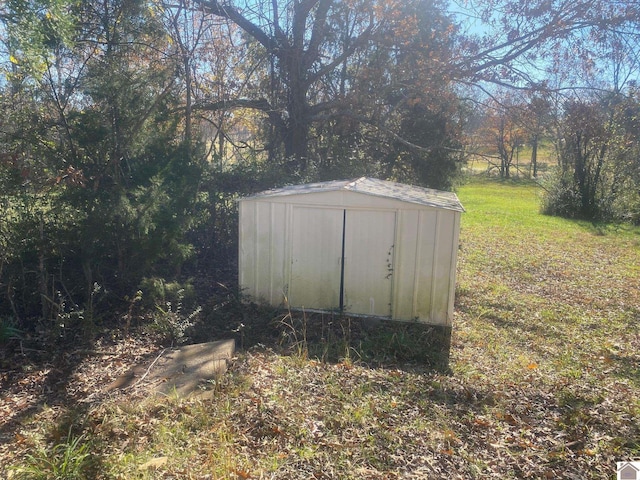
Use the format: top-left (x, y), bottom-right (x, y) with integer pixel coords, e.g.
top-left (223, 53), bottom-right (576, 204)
top-left (185, 0), bottom-right (640, 180)
top-left (189, 0), bottom-right (459, 179)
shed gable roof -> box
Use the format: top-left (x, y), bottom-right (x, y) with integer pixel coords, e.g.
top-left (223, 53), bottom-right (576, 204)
top-left (241, 177), bottom-right (464, 212)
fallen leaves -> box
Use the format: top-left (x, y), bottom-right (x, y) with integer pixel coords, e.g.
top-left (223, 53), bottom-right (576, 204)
top-left (0, 333), bottom-right (162, 475)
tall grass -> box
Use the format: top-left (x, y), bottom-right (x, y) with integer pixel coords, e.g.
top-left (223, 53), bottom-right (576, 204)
top-left (10, 432), bottom-right (92, 480)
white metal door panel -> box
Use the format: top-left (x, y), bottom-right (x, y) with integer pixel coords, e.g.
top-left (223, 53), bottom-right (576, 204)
top-left (289, 206), bottom-right (343, 310)
top-left (343, 210), bottom-right (396, 317)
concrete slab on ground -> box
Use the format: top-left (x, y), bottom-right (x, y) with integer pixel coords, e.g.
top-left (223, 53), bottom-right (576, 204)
top-left (106, 339), bottom-right (235, 399)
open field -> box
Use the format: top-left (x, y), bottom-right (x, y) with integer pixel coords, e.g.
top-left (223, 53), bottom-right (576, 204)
top-left (463, 141), bottom-right (557, 177)
top-left (2, 177), bottom-right (639, 479)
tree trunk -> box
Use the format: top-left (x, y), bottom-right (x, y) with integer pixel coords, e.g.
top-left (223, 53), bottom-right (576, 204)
top-left (38, 215), bottom-right (48, 320)
top-left (283, 117), bottom-right (310, 171)
top-left (530, 134), bottom-right (538, 177)
top-left (282, 43), bottom-right (310, 172)
top-left (184, 51), bottom-right (192, 160)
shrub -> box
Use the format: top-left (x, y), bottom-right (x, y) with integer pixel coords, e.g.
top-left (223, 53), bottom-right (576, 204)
top-left (540, 169), bottom-right (582, 218)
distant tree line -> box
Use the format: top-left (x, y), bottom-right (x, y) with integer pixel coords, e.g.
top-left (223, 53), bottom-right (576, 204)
top-left (467, 89), bottom-right (640, 223)
top-left (0, 0), bottom-right (638, 336)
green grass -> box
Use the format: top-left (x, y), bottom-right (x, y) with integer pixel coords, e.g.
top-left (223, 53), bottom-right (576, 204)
top-left (4, 177), bottom-right (640, 479)
top-left (9, 430), bottom-right (93, 480)
top-left (453, 177), bottom-right (640, 475)
top-left (464, 139), bottom-right (557, 176)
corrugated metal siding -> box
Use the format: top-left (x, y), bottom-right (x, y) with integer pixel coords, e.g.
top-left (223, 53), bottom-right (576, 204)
top-left (391, 210), bottom-right (419, 320)
top-left (448, 213), bottom-right (462, 322)
top-left (239, 201), bottom-right (288, 306)
top-left (414, 210), bottom-right (438, 321)
top-left (343, 209), bottom-right (395, 317)
top-left (431, 211), bottom-right (451, 322)
top-left (289, 206), bottom-right (343, 310)
top-left (266, 202), bottom-right (287, 305)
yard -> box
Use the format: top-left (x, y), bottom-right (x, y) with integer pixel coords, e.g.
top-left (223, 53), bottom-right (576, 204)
top-left (2, 177), bottom-right (639, 479)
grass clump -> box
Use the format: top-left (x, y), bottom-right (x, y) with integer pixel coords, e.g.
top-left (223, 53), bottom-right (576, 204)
top-left (10, 431), bottom-right (93, 480)
top-left (0, 317), bottom-right (21, 344)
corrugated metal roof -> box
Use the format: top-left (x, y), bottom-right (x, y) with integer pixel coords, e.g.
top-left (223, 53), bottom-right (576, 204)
top-left (241, 177), bottom-right (465, 212)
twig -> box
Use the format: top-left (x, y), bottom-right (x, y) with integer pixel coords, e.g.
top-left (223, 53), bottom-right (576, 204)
top-left (127, 348), bottom-right (167, 390)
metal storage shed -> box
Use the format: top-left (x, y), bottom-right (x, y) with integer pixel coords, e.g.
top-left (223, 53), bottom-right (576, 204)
top-left (238, 177), bottom-right (464, 325)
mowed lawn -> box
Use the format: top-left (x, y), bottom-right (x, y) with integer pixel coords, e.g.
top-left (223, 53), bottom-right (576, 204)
top-left (5, 178), bottom-right (640, 479)
top-left (452, 178), bottom-right (640, 477)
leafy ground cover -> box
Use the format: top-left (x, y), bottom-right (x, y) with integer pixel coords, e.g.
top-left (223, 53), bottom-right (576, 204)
top-left (1, 177), bottom-right (639, 479)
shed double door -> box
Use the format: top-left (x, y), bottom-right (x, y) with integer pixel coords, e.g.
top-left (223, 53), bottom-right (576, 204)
top-left (289, 206), bottom-right (396, 317)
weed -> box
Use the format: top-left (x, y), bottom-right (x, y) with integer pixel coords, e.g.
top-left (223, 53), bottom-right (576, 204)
top-left (148, 288), bottom-right (202, 345)
top-left (359, 321), bottom-right (451, 368)
top-left (40, 287), bottom-right (102, 342)
top-left (0, 317), bottom-right (21, 343)
top-left (10, 431), bottom-right (92, 480)
top-left (277, 305), bottom-right (309, 360)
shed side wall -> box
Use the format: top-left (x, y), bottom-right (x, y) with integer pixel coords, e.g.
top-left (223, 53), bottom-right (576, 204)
top-left (421, 210), bottom-right (458, 326)
top-left (447, 212), bottom-right (462, 322)
top-left (239, 200), bottom-right (288, 306)
top-left (392, 210), bottom-right (420, 321)
top-left (268, 202), bottom-right (287, 305)
top-left (414, 210), bottom-right (438, 322)
top-left (238, 201), bottom-right (257, 299)
top-left (253, 201), bottom-right (271, 302)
